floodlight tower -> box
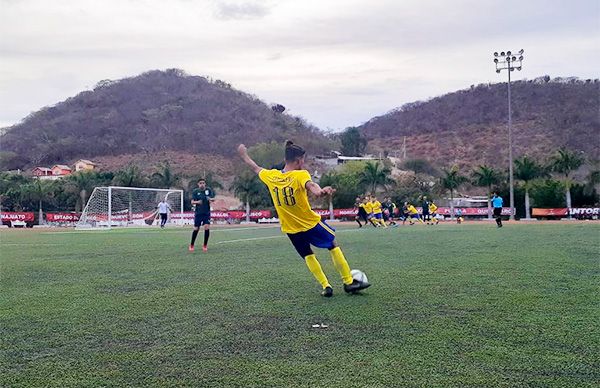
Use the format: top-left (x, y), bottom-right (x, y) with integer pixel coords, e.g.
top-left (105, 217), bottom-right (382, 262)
top-left (493, 49), bottom-right (524, 221)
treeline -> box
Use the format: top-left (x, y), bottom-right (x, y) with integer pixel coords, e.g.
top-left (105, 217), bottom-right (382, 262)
top-left (315, 147), bottom-right (599, 218)
top-left (1, 145), bottom-right (598, 220)
top-left (0, 162), bottom-right (224, 215)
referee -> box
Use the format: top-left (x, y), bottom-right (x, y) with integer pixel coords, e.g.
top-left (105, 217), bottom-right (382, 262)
top-left (491, 192), bottom-right (503, 228)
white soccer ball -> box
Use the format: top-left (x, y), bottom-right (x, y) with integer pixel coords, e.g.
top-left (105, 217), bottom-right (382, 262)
top-left (351, 269), bottom-right (368, 284)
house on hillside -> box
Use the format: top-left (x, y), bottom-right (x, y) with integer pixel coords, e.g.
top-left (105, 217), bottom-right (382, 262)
top-left (51, 164), bottom-right (72, 178)
top-left (32, 167), bottom-right (53, 179)
top-left (336, 155), bottom-right (379, 165)
top-left (75, 159), bottom-right (96, 172)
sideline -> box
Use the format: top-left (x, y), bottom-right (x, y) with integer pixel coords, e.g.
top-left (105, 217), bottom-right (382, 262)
top-left (42, 225), bottom-right (281, 235)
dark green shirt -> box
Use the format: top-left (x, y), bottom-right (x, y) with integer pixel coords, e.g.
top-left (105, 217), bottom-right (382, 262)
top-left (192, 187), bottom-right (215, 215)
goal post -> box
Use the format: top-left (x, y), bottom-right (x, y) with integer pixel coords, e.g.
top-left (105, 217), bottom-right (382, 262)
top-left (76, 186), bottom-right (184, 228)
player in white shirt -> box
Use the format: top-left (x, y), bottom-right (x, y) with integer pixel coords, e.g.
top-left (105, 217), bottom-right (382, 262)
top-left (157, 200), bottom-right (172, 228)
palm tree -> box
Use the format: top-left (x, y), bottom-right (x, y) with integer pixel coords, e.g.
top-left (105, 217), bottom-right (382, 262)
top-left (231, 171), bottom-right (265, 223)
top-left (584, 159), bottom-right (600, 196)
top-left (23, 179), bottom-right (55, 224)
top-left (471, 165), bottom-right (501, 219)
top-left (65, 171), bottom-right (99, 212)
top-left (514, 156), bottom-right (548, 219)
top-left (113, 165), bottom-right (146, 187)
top-left (440, 166), bottom-right (468, 220)
top-left (151, 161), bottom-right (179, 188)
top-left (551, 148), bottom-right (584, 216)
top-left (360, 161), bottom-right (392, 194)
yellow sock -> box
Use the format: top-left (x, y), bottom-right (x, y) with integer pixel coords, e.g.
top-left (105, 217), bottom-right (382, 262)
top-left (305, 254), bottom-right (330, 289)
top-left (329, 247), bottom-right (353, 285)
top-left (379, 219), bottom-right (388, 228)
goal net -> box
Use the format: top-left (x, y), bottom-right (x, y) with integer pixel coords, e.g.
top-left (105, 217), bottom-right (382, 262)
top-left (76, 186), bottom-right (184, 228)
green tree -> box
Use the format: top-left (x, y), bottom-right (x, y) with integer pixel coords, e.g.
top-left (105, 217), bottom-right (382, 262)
top-left (360, 161), bottom-right (392, 194)
top-left (248, 141), bottom-right (285, 168)
top-left (22, 179), bottom-right (55, 224)
top-left (340, 127), bottom-right (367, 156)
top-left (471, 165), bottom-right (502, 219)
top-left (551, 148), bottom-right (584, 215)
top-left (64, 171), bottom-right (105, 212)
top-left (231, 171), bottom-right (268, 222)
top-left (112, 165), bottom-right (147, 187)
top-left (530, 179), bottom-right (565, 208)
top-left (440, 165), bottom-right (468, 219)
top-left (0, 172), bottom-right (31, 211)
top-left (151, 161), bottom-right (179, 188)
top-left (584, 159), bottom-right (600, 196)
top-left (514, 156), bottom-right (548, 219)
top-left (317, 161), bottom-right (369, 208)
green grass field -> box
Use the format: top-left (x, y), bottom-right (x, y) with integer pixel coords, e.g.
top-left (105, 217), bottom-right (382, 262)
top-left (1, 223), bottom-right (599, 387)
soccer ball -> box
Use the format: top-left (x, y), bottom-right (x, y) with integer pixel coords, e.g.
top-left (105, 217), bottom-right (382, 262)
top-left (351, 269), bottom-right (368, 284)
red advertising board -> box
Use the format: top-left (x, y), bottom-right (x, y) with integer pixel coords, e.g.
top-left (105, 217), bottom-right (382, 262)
top-left (170, 210), bottom-right (272, 220)
top-left (45, 213), bottom-right (81, 222)
top-left (531, 208), bottom-right (568, 217)
top-left (1, 212), bottom-right (35, 222)
top-left (435, 207), bottom-right (513, 216)
top-left (532, 208), bottom-right (599, 217)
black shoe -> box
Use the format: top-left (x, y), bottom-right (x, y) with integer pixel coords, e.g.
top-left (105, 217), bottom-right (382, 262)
top-left (344, 280), bottom-right (371, 294)
top-left (321, 286), bottom-right (333, 297)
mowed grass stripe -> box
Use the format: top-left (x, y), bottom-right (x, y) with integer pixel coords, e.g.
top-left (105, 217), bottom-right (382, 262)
top-left (1, 223), bottom-right (598, 387)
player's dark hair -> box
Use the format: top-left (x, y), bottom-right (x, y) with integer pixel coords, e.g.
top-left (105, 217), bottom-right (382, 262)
top-left (198, 178), bottom-right (206, 183)
top-left (284, 140), bottom-right (305, 162)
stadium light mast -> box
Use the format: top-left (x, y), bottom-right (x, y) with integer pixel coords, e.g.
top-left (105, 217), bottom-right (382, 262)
top-left (493, 49), bottom-right (524, 221)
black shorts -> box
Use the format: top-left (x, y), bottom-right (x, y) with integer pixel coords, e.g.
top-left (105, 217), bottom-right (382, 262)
top-left (357, 208), bottom-right (368, 219)
top-left (194, 213), bottom-right (211, 227)
top-left (287, 221), bottom-right (336, 258)
top-left (493, 208), bottom-right (502, 217)
top-left (160, 213), bottom-right (168, 221)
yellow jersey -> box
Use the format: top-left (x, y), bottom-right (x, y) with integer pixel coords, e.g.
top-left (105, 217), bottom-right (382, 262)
top-left (258, 169), bottom-right (321, 234)
top-left (371, 200), bottom-right (383, 214)
top-left (363, 201), bottom-right (374, 213)
top-left (407, 205), bottom-right (419, 215)
top-left (429, 203), bottom-right (438, 213)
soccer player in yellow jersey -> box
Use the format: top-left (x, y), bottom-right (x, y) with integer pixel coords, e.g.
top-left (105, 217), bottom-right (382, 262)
top-left (406, 203), bottom-right (423, 225)
top-left (428, 200), bottom-right (440, 225)
top-left (237, 141), bottom-right (371, 297)
top-left (361, 196), bottom-right (378, 227)
top-left (370, 196), bottom-right (387, 228)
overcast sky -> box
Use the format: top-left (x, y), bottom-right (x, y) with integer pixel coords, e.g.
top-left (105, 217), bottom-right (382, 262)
top-left (1, 0), bottom-right (598, 131)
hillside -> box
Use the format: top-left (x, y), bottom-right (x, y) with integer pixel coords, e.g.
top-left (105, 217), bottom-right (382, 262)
top-left (0, 69), bottom-right (331, 171)
top-left (360, 77), bottom-right (600, 169)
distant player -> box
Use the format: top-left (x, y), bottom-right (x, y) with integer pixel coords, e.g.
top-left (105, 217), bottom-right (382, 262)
top-left (370, 196), bottom-right (387, 228)
top-left (406, 203), bottom-right (422, 225)
top-left (189, 178), bottom-right (215, 252)
top-left (455, 208), bottom-right (464, 224)
top-left (428, 200), bottom-right (440, 225)
top-left (237, 141), bottom-right (370, 297)
top-left (421, 196), bottom-right (431, 224)
top-left (382, 197), bottom-right (397, 226)
top-left (362, 195), bottom-right (378, 227)
top-left (354, 196), bottom-right (368, 228)
top-left (157, 198), bottom-right (172, 228)
top-left (401, 201), bottom-right (410, 225)
top-left (491, 192), bottom-right (503, 227)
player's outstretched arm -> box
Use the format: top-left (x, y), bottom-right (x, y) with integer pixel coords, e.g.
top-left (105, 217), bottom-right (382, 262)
top-left (237, 144), bottom-right (263, 175)
top-left (306, 181), bottom-right (336, 197)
